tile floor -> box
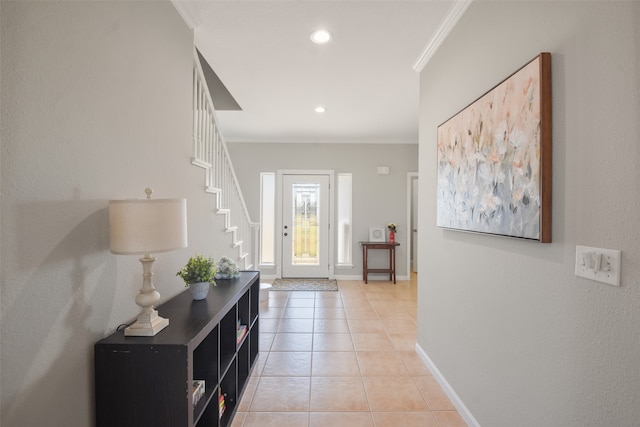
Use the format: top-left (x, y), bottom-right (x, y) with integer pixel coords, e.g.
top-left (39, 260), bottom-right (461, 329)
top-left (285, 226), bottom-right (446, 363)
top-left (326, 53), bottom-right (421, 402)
top-left (230, 276), bottom-right (466, 427)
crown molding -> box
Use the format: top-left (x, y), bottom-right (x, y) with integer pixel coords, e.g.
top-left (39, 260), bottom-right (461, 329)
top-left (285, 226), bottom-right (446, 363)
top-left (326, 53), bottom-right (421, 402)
top-left (224, 137), bottom-right (418, 145)
top-left (171, 0), bottom-right (201, 29)
top-left (413, 0), bottom-right (474, 72)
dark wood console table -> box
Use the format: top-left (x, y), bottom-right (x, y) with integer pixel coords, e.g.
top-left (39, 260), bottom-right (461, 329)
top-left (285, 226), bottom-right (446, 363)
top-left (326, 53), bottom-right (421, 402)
top-left (360, 242), bottom-right (400, 284)
top-left (95, 271), bottom-right (260, 427)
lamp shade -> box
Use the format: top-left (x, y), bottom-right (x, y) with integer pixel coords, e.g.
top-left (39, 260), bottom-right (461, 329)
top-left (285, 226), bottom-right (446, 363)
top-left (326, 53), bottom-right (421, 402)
top-left (109, 198), bottom-right (188, 255)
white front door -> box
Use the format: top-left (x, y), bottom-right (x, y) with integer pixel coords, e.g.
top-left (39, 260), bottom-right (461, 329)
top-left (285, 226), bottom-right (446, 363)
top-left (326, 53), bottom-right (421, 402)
top-left (282, 174), bottom-right (330, 278)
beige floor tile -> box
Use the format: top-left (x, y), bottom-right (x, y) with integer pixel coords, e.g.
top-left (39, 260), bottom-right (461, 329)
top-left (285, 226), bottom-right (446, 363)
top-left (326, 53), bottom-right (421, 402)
top-left (278, 318), bottom-right (314, 333)
top-left (243, 412), bottom-right (309, 427)
top-left (315, 298), bottom-right (343, 307)
top-left (237, 276), bottom-right (460, 427)
top-left (282, 307), bottom-right (315, 318)
top-left (314, 307), bottom-right (347, 319)
top-left (271, 333), bottom-right (313, 352)
top-left (229, 411), bottom-right (247, 427)
top-left (347, 318), bottom-right (385, 333)
top-left (366, 292), bottom-right (395, 301)
top-left (356, 351), bottom-right (409, 377)
top-left (388, 290), bottom-right (417, 301)
top-left (315, 291), bottom-right (342, 299)
top-left (362, 377), bottom-right (428, 411)
top-left (260, 318), bottom-right (280, 333)
top-left (351, 333), bottom-right (395, 351)
top-left (337, 280), bottom-right (366, 287)
top-left (262, 351), bottom-right (311, 376)
top-left (375, 310), bottom-right (413, 320)
top-left (312, 351), bottom-right (360, 376)
top-left (413, 376), bottom-right (456, 411)
top-left (288, 291), bottom-right (316, 299)
top-left (260, 333), bottom-right (275, 352)
top-left (399, 351), bottom-right (432, 376)
top-left (250, 352), bottom-right (268, 376)
top-left (309, 412), bottom-right (373, 427)
top-left (310, 377), bottom-right (369, 411)
top-left (340, 293), bottom-right (369, 303)
top-left (249, 377), bottom-right (310, 411)
top-left (286, 298), bottom-right (315, 307)
top-left (371, 411), bottom-right (439, 427)
top-left (432, 410), bottom-right (467, 427)
top-left (314, 318), bottom-right (350, 333)
top-left (387, 333), bottom-right (416, 351)
top-left (382, 319), bottom-right (417, 334)
top-left (260, 306), bottom-right (285, 319)
top-left (369, 300), bottom-right (406, 311)
top-left (345, 307), bottom-right (380, 320)
top-left (313, 333), bottom-right (354, 351)
top-left (267, 293), bottom-right (290, 307)
top-left (237, 376), bottom-right (259, 411)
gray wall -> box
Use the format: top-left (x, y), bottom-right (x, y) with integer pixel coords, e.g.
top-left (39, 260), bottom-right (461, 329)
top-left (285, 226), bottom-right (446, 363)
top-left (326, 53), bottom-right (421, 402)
top-left (418, 1), bottom-right (640, 426)
top-left (227, 142), bottom-right (418, 278)
top-left (0, 2), bottom-right (234, 425)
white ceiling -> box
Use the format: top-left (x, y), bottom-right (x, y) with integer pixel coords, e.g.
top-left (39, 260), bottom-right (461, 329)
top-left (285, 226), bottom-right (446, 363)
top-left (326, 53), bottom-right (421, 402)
top-left (174, 1), bottom-right (457, 144)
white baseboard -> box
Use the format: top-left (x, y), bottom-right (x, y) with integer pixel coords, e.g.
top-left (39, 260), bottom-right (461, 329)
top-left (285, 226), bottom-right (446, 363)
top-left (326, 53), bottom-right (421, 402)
top-left (333, 274), bottom-right (410, 281)
top-left (261, 273), bottom-right (411, 282)
top-left (415, 343), bottom-right (481, 427)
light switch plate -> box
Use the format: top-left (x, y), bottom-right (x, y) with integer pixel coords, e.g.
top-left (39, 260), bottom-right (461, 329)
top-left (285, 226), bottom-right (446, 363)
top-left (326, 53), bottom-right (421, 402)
top-left (575, 245), bottom-right (621, 286)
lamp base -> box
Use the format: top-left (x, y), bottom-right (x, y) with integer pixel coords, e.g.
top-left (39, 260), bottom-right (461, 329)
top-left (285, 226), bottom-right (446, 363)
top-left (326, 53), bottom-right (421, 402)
top-left (124, 309), bottom-right (169, 336)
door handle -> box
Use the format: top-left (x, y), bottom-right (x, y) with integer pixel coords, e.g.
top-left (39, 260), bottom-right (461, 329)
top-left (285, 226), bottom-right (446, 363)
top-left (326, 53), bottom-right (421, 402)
top-left (284, 232), bottom-right (288, 237)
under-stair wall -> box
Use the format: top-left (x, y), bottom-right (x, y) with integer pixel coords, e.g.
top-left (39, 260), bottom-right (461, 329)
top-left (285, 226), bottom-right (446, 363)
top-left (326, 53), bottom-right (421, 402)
top-left (191, 48), bottom-right (258, 270)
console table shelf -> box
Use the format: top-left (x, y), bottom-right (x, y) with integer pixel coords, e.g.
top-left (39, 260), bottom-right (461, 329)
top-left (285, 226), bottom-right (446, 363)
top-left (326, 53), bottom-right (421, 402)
top-left (95, 271), bottom-right (260, 427)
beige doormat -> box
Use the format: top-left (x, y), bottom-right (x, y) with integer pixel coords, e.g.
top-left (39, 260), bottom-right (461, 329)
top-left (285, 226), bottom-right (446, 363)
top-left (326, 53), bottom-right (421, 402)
top-left (271, 278), bottom-right (338, 291)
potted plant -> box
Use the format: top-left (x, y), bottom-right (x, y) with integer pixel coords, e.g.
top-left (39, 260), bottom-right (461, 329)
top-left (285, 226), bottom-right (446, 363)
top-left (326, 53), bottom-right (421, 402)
top-left (214, 256), bottom-right (241, 279)
top-left (176, 254), bottom-right (216, 300)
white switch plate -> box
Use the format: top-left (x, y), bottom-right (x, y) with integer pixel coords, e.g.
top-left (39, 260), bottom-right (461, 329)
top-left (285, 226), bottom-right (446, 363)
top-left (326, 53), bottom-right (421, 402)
top-left (575, 245), bottom-right (621, 286)
top-left (377, 166), bottom-right (389, 175)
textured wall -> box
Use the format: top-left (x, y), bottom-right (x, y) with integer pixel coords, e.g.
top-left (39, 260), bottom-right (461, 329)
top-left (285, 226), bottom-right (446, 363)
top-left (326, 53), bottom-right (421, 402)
top-left (418, 1), bottom-right (640, 426)
top-left (0, 2), bottom-right (232, 425)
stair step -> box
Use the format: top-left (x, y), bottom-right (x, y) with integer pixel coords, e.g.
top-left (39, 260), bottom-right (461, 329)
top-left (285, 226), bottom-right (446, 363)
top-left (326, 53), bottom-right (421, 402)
top-left (191, 158), bottom-right (212, 169)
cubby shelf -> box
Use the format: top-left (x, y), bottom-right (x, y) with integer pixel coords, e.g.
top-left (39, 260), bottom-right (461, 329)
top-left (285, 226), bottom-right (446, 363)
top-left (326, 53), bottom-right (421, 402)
top-left (95, 271), bottom-right (260, 427)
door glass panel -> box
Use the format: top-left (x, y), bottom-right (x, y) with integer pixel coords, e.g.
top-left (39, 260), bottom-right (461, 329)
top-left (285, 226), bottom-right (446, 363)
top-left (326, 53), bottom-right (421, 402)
top-left (291, 183), bottom-right (320, 265)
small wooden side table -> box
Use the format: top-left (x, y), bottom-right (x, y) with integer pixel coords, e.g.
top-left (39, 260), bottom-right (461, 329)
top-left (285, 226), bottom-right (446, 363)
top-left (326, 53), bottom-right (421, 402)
top-left (360, 241), bottom-right (400, 284)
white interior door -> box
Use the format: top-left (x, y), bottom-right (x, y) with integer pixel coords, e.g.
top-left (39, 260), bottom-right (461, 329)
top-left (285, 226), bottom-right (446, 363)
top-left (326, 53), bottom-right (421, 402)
top-left (282, 174), bottom-right (330, 278)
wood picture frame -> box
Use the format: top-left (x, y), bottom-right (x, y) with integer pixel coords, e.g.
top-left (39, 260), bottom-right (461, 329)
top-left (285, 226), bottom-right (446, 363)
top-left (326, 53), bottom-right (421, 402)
top-left (436, 52), bottom-right (552, 242)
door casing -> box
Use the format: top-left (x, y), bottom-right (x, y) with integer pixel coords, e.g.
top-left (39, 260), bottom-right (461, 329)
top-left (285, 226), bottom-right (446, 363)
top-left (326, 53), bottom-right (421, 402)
top-left (276, 170), bottom-right (335, 279)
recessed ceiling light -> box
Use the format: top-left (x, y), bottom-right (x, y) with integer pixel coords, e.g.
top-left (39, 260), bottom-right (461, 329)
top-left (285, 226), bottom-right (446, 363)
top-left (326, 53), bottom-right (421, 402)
top-left (310, 29), bottom-right (332, 44)
top-left (314, 106), bottom-right (326, 113)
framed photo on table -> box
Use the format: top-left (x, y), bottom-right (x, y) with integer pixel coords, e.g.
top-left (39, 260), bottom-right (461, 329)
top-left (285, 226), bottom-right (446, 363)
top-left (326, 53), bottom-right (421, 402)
top-left (368, 226), bottom-right (386, 242)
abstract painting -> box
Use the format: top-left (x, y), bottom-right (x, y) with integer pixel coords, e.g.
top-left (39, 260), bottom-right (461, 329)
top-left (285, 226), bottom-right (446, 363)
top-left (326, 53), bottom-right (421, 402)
top-left (436, 53), bottom-right (552, 242)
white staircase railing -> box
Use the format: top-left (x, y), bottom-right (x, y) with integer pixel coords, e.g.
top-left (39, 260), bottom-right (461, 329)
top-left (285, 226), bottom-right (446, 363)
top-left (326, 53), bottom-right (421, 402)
top-left (192, 48), bottom-right (258, 269)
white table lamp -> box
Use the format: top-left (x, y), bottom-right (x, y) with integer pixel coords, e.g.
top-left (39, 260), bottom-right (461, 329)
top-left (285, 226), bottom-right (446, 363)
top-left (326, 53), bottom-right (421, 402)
top-left (109, 188), bottom-right (188, 336)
